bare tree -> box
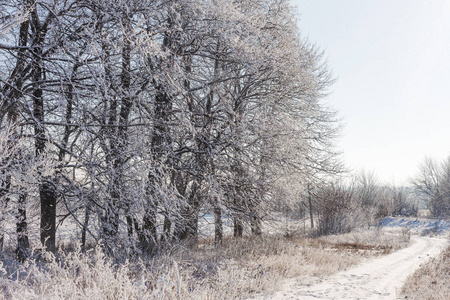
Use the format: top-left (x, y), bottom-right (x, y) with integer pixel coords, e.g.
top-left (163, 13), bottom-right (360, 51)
top-left (413, 157), bottom-right (450, 218)
top-left (316, 180), bottom-right (354, 235)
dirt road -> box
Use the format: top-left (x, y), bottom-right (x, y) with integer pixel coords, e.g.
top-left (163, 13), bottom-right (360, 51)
top-left (262, 236), bottom-right (448, 300)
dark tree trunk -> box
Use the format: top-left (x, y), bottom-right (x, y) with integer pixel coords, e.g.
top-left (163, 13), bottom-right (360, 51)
top-left (34, 72), bottom-right (57, 253)
top-left (142, 79), bottom-right (172, 251)
top-left (101, 197), bottom-right (120, 254)
top-left (214, 203), bottom-right (223, 244)
top-left (232, 76), bottom-right (246, 239)
top-left (140, 201), bottom-right (158, 255)
top-left (139, 17), bottom-right (174, 250)
top-left (174, 182), bottom-right (200, 241)
top-left (33, 42), bottom-right (57, 253)
top-left (0, 0), bottom-right (33, 257)
top-left (101, 13), bottom-right (133, 252)
top-left (17, 193), bottom-right (29, 262)
top-left (250, 212), bottom-right (262, 236)
top-left (81, 202), bottom-right (90, 253)
top-left (40, 182), bottom-right (56, 253)
top-left (102, 94), bottom-right (119, 247)
top-left (233, 215), bottom-right (244, 238)
top-left (232, 166), bottom-right (245, 239)
top-left (126, 216), bottom-right (134, 238)
top-left (126, 215), bottom-right (137, 253)
top-left (0, 174), bottom-right (11, 254)
top-left (184, 198), bottom-right (200, 241)
top-left (308, 186), bottom-right (314, 229)
top-left (27, 1), bottom-right (58, 253)
top-left (162, 214), bottom-right (171, 244)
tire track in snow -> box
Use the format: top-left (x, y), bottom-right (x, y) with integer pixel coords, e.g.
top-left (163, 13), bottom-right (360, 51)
top-left (260, 236), bottom-right (448, 300)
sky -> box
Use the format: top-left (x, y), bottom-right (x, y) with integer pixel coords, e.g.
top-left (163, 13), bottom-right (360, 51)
top-left (291, 0), bottom-right (450, 185)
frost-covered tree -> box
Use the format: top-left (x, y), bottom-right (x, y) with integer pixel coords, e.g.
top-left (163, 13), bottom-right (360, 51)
top-left (0, 0), bottom-right (342, 257)
top-left (315, 179), bottom-right (353, 235)
top-left (413, 157), bottom-right (450, 218)
top-left (390, 186), bottom-right (418, 217)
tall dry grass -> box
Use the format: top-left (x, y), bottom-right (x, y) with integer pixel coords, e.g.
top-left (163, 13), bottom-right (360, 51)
top-left (402, 245), bottom-right (450, 300)
top-left (0, 230), bottom-right (410, 300)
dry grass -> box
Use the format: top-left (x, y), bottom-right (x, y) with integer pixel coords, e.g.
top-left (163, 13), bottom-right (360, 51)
top-left (0, 229), bottom-right (410, 300)
top-left (401, 245), bottom-right (450, 300)
top-left (319, 228), bottom-right (411, 251)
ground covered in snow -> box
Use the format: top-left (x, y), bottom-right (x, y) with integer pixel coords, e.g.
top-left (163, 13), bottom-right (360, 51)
top-left (253, 218), bottom-right (449, 300)
top-left (381, 217), bottom-right (450, 235)
top-left (258, 236), bottom-right (447, 299)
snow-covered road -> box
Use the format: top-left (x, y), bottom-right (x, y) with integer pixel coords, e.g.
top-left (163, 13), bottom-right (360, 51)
top-left (260, 236), bottom-right (448, 300)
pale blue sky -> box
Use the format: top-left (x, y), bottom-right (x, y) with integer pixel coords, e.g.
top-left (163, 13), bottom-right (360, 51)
top-left (291, 0), bottom-right (450, 184)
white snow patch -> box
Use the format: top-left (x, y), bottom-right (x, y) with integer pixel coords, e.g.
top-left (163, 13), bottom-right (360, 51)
top-left (381, 217), bottom-right (450, 235)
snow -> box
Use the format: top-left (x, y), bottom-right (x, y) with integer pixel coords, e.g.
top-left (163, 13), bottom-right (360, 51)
top-left (252, 218), bottom-right (449, 300)
top-left (380, 217), bottom-right (450, 235)
top-left (255, 236), bottom-right (448, 300)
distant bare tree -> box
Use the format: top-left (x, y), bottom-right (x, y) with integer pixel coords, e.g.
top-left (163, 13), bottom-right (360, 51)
top-left (413, 157), bottom-right (450, 218)
top-left (391, 186), bottom-right (418, 217)
top-left (316, 180), bottom-right (354, 235)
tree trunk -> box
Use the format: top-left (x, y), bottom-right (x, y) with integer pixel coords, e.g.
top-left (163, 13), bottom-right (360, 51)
top-left (34, 50), bottom-right (57, 253)
top-left (28, 2), bottom-right (57, 253)
top-left (40, 182), bottom-right (56, 253)
top-left (1, 0), bottom-right (32, 257)
top-left (0, 174), bottom-right (11, 255)
top-left (184, 198), bottom-right (200, 241)
top-left (308, 186), bottom-right (314, 229)
top-left (17, 193), bottom-right (29, 261)
top-left (81, 202), bottom-right (90, 253)
top-left (162, 214), bottom-right (172, 244)
top-left (101, 197), bottom-right (119, 253)
top-left (214, 202), bottom-right (223, 244)
top-left (126, 216), bottom-right (134, 238)
top-left (101, 12), bottom-right (133, 252)
top-left (233, 215), bottom-right (244, 238)
top-left (126, 215), bottom-right (136, 253)
top-left (174, 182), bottom-right (200, 241)
top-left (250, 212), bottom-right (262, 236)
top-left (140, 202), bottom-right (158, 255)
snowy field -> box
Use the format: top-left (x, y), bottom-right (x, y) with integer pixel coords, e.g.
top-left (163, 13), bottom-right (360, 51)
top-left (380, 216), bottom-right (450, 235)
top-left (255, 236), bottom-right (447, 300)
top-left (251, 217), bottom-right (450, 300)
